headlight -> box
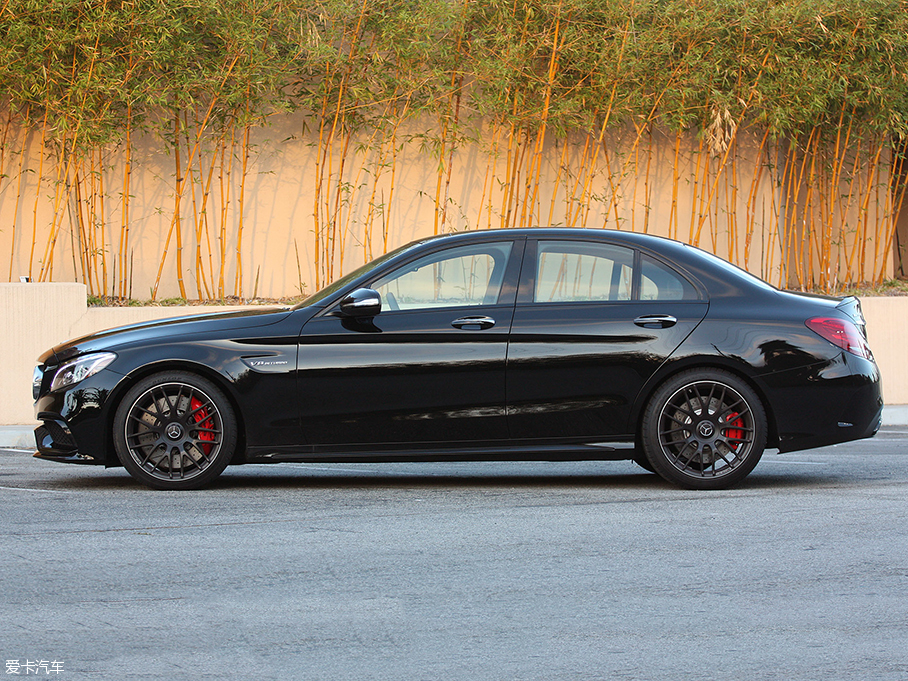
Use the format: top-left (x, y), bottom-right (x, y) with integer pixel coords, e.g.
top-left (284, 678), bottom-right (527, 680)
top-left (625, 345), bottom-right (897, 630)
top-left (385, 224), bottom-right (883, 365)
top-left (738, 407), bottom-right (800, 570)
top-left (50, 352), bottom-right (117, 392)
top-left (33, 366), bottom-right (44, 400)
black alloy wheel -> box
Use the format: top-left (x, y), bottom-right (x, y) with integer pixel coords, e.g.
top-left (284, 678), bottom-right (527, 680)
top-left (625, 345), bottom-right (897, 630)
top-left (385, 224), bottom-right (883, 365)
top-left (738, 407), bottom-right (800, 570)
top-left (113, 371), bottom-right (237, 490)
top-left (641, 368), bottom-right (767, 490)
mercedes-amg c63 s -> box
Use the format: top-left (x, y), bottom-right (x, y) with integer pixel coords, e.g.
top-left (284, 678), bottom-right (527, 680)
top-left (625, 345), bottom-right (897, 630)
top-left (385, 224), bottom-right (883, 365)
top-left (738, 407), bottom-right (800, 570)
top-left (33, 229), bottom-right (882, 490)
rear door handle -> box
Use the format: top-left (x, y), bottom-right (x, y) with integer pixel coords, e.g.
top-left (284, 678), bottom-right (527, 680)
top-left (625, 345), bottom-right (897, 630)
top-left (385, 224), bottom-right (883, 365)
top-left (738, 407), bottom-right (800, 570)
top-left (451, 316), bottom-right (496, 330)
top-left (634, 314), bottom-right (678, 329)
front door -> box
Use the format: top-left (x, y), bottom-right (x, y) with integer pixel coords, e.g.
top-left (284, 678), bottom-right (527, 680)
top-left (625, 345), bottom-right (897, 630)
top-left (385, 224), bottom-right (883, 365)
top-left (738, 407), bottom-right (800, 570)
top-left (297, 239), bottom-right (523, 447)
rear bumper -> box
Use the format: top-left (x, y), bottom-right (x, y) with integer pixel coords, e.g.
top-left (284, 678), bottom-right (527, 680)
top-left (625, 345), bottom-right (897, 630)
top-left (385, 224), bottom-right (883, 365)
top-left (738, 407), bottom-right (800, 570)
top-left (765, 353), bottom-right (883, 453)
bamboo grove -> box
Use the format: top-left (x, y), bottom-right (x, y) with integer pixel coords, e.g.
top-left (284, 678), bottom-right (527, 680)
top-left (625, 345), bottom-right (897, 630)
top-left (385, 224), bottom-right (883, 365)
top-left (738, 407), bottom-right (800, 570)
top-left (2, 0), bottom-right (908, 298)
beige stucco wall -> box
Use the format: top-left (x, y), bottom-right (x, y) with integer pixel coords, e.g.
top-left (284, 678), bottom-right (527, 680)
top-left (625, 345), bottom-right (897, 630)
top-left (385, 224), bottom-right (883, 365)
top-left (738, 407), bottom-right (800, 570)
top-left (0, 115), bottom-right (893, 301)
top-left (862, 297), bottom-right (908, 405)
top-left (2, 283), bottom-right (905, 427)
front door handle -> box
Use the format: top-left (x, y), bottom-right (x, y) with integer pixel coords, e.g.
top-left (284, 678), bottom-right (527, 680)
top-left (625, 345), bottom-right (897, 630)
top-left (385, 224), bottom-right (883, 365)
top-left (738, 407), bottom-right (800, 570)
top-left (634, 314), bottom-right (678, 329)
top-left (451, 315), bottom-right (496, 330)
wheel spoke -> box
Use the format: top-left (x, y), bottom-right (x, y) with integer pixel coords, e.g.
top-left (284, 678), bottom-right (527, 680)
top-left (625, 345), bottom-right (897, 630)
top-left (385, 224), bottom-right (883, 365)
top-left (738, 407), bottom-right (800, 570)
top-left (130, 404), bottom-right (163, 424)
top-left (152, 386), bottom-right (170, 419)
top-left (187, 400), bottom-right (214, 422)
top-left (173, 384), bottom-right (186, 418)
top-left (704, 382), bottom-right (719, 414)
top-left (191, 426), bottom-right (222, 436)
top-left (661, 425), bottom-right (691, 437)
top-left (718, 399), bottom-right (749, 420)
top-left (664, 410), bottom-right (696, 427)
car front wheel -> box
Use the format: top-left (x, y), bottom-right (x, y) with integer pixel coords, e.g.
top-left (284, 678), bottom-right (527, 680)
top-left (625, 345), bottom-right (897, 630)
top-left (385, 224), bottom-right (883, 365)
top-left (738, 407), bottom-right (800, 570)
top-left (640, 369), bottom-right (767, 490)
top-left (113, 371), bottom-right (237, 490)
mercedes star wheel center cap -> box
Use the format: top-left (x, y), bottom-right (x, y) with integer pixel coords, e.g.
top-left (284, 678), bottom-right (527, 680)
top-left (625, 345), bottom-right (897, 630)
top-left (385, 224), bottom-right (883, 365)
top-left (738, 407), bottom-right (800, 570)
top-left (697, 421), bottom-right (715, 438)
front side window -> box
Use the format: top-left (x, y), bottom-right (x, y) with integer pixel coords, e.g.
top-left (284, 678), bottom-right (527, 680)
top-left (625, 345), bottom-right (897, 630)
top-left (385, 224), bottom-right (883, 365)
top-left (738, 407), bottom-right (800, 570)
top-left (373, 242), bottom-right (513, 311)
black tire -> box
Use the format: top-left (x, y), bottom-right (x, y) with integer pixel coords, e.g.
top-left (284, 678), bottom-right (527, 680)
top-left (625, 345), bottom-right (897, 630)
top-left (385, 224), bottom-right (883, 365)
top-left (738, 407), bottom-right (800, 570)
top-left (640, 368), bottom-right (767, 490)
top-left (113, 371), bottom-right (237, 490)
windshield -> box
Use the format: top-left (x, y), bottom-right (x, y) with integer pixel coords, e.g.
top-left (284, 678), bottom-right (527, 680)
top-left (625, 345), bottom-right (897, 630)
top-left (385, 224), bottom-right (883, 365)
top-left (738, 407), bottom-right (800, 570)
top-left (293, 240), bottom-right (426, 309)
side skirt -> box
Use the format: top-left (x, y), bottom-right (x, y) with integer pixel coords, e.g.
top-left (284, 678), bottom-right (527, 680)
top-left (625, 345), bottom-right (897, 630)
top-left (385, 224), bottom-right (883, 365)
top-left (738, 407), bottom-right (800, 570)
top-left (244, 441), bottom-right (635, 464)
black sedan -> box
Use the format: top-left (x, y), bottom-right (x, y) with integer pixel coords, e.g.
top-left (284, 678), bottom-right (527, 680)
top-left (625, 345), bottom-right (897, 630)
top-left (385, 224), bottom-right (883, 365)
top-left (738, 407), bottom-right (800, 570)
top-left (33, 228), bottom-right (883, 490)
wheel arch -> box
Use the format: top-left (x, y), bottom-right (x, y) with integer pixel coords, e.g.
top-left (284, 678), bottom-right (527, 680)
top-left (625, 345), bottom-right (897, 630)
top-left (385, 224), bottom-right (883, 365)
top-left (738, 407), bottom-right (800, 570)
top-left (631, 357), bottom-right (779, 449)
top-left (105, 360), bottom-right (248, 466)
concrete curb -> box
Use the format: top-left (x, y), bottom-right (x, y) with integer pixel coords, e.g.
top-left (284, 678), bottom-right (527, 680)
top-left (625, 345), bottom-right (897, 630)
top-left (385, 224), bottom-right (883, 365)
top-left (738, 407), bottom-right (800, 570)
top-left (4, 406), bottom-right (907, 449)
top-left (883, 404), bottom-right (908, 427)
top-left (0, 426), bottom-right (36, 449)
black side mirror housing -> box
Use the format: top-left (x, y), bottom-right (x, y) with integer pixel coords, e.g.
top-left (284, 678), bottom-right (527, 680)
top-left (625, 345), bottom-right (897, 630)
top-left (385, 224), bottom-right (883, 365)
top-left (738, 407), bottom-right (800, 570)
top-left (338, 288), bottom-right (382, 318)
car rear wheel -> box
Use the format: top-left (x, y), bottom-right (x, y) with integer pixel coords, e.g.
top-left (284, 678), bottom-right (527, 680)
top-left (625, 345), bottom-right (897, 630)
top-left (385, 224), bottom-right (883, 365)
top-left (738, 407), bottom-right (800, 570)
top-left (113, 371), bottom-right (237, 490)
top-left (641, 369), bottom-right (767, 490)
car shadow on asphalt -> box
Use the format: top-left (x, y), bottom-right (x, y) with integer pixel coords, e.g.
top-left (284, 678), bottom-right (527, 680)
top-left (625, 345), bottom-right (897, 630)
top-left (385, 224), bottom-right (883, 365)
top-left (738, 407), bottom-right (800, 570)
top-left (37, 464), bottom-right (854, 494)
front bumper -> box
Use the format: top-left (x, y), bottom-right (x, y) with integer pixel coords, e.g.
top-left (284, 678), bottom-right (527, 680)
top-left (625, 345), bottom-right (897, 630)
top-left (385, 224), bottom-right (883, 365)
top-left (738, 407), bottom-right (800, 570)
top-left (33, 369), bottom-right (123, 466)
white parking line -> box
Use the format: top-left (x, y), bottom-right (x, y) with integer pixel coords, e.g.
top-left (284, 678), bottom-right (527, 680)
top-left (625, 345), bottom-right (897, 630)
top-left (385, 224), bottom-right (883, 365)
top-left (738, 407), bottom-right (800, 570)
top-left (0, 485), bottom-right (78, 494)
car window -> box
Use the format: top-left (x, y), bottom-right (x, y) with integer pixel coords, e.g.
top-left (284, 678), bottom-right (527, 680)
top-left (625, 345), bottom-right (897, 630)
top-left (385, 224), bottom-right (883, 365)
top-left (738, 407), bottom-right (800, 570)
top-left (640, 255), bottom-right (698, 300)
top-left (535, 241), bottom-right (634, 303)
top-left (372, 242), bottom-right (513, 311)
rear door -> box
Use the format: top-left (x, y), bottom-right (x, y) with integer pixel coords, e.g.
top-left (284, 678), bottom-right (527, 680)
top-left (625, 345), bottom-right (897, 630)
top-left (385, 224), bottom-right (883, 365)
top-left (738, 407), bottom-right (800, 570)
top-left (506, 238), bottom-right (708, 439)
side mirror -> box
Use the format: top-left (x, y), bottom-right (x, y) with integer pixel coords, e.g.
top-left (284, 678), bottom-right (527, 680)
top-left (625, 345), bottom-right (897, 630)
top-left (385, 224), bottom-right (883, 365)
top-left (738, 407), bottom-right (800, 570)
top-left (338, 288), bottom-right (382, 318)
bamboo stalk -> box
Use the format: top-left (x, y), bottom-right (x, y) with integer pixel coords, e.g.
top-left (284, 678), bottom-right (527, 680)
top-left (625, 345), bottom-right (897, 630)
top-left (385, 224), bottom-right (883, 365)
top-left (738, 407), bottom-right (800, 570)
top-left (668, 130), bottom-right (683, 241)
top-left (875, 139), bottom-right (908, 282)
top-left (97, 146), bottom-right (108, 297)
top-left (38, 131), bottom-right (78, 282)
top-left (547, 134), bottom-right (572, 227)
top-left (858, 138), bottom-right (885, 282)
top-left (218, 123), bottom-right (235, 298)
top-left (119, 105), bottom-right (132, 298)
top-left (72, 166), bottom-right (91, 293)
top-left (7, 109), bottom-right (29, 282)
top-left (744, 128), bottom-right (771, 270)
top-left (234, 119), bottom-right (251, 297)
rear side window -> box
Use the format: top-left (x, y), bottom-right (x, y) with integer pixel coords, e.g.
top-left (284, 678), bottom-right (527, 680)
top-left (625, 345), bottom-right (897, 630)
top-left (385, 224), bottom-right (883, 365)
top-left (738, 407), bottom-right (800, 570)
top-left (529, 240), bottom-right (698, 303)
top-left (640, 255), bottom-right (698, 300)
top-left (535, 242), bottom-right (634, 303)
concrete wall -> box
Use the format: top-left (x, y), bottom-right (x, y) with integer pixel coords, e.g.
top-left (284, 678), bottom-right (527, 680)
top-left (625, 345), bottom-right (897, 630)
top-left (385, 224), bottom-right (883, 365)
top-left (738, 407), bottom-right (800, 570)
top-left (1, 283), bottom-right (242, 426)
top-left (1, 283), bottom-right (905, 428)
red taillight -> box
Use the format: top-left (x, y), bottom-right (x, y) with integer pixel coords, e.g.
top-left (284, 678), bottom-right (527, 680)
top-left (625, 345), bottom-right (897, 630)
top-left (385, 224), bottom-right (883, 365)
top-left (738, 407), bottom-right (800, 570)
top-left (805, 317), bottom-right (872, 359)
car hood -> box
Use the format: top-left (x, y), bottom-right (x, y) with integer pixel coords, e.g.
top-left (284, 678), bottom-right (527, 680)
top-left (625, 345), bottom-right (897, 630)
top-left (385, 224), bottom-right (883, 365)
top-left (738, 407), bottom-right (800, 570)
top-left (40, 306), bottom-right (293, 365)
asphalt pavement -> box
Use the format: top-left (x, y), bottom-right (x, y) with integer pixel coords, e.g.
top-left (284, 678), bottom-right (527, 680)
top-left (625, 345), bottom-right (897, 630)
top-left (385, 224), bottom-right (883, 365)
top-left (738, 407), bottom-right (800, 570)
top-left (1, 430), bottom-right (907, 680)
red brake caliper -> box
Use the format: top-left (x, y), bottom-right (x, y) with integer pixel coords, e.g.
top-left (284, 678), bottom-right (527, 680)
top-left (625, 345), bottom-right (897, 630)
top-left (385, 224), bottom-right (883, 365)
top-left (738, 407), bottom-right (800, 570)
top-left (191, 397), bottom-right (214, 455)
top-left (724, 411), bottom-right (744, 450)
